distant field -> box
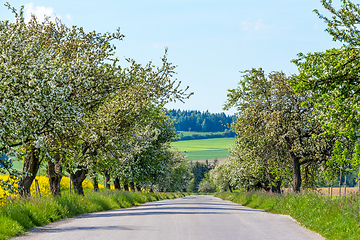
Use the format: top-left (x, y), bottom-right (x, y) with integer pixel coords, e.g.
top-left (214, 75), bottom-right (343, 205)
top-left (316, 187), bottom-right (359, 196)
top-left (10, 158), bottom-right (46, 174)
top-left (11, 137), bottom-right (236, 168)
top-left (171, 137), bottom-right (235, 161)
top-left (12, 160), bottom-right (22, 171)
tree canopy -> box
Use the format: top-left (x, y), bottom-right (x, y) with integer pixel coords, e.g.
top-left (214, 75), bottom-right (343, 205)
top-left (290, 0), bottom-right (360, 140)
top-left (223, 69), bottom-right (335, 192)
top-left (0, 3), bottom-right (192, 199)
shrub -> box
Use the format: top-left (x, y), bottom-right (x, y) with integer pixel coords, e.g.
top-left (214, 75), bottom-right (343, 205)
top-left (198, 180), bottom-right (216, 193)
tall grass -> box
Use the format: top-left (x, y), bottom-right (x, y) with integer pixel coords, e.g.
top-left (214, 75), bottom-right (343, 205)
top-left (215, 191), bottom-right (360, 240)
top-left (0, 190), bottom-right (185, 240)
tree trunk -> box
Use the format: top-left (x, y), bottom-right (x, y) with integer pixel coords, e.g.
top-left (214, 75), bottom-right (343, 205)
top-left (124, 183), bottom-right (129, 191)
top-left (129, 182), bottom-right (135, 192)
top-left (18, 144), bottom-right (40, 197)
top-left (104, 171), bottom-right (111, 189)
top-left (290, 152), bottom-right (301, 192)
top-left (47, 153), bottom-right (63, 197)
top-left (271, 180), bottom-right (282, 193)
top-left (135, 183), bottom-right (141, 192)
top-left (92, 177), bottom-right (99, 192)
top-left (70, 168), bottom-right (87, 196)
top-left (114, 178), bottom-right (121, 190)
top-left (228, 184), bottom-right (233, 193)
top-left (265, 170), bottom-right (281, 193)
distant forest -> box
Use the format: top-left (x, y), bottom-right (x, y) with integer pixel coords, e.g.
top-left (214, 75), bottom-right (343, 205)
top-left (167, 109), bottom-right (236, 133)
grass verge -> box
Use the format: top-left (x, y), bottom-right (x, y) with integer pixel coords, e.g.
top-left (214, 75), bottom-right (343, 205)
top-left (215, 191), bottom-right (360, 240)
top-left (0, 190), bottom-right (186, 240)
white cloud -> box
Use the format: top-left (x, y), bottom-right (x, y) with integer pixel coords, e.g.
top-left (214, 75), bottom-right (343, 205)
top-left (152, 43), bottom-right (168, 49)
top-left (24, 3), bottom-right (57, 23)
top-left (240, 21), bottom-right (252, 30)
top-left (240, 19), bottom-right (269, 31)
top-left (65, 14), bottom-right (73, 22)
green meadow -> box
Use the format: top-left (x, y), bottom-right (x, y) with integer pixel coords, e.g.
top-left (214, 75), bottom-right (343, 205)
top-left (171, 137), bottom-right (235, 161)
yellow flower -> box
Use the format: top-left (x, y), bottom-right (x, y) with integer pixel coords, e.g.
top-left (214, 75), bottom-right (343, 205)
top-left (1, 174), bottom-right (95, 205)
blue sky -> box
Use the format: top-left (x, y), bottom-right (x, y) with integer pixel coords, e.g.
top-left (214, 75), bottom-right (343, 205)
top-left (1, 1), bottom-right (343, 114)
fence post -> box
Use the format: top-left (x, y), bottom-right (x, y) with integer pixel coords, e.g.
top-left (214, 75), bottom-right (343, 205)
top-left (35, 179), bottom-right (39, 197)
top-left (288, 182), bottom-right (291, 193)
top-left (35, 179), bottom-right (41, 197)
top-left (330, 180), bottom-right (333, 199)
top-left (344, 176), bottom-right (347, 196)
top-left (339, 167), bottom-right (342, 198)
top-left (358, 167), bottom-right (360, 193)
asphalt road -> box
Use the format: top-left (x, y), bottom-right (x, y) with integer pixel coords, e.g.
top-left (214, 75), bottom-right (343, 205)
top-left (13, 195), bottom-right (324, 240)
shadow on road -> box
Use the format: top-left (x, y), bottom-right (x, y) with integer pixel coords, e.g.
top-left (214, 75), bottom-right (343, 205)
top-left (29, 225), bottom-right (137, 234)
top-left (74, 204), bottom-right (262, 220)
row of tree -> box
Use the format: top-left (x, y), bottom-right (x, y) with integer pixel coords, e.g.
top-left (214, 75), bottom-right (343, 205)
top-left (210, 0), bottom-right (360, 193)
top-left (0, 4), bottom-right (193, 200)
top-left (177, 131), bottom-right (235, 141)
top-left (167, 109), bottom-right (236, 133)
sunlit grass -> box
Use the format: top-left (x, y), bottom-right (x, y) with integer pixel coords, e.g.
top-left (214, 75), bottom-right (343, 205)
top-left (0, 190), bottom-right (186, 240)
top-left (215, 191), bottom-right (360, 240)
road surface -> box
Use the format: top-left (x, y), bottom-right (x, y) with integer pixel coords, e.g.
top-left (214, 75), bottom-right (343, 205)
top-left (13, 195), bottom-right (324, 240)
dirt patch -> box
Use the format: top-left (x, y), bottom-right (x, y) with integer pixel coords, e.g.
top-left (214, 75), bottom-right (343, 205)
top-left (315, 187), bottom-right (359, 195)
top-left (281, 187), bottom-right (359, 195)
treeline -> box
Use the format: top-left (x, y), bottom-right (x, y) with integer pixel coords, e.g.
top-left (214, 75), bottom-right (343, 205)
top-left (178, 131), bottom-right (235, 141)
top-left (187, 161), bottom-right (217, 193)
top-left (167, 109), bottom-right (236, 132)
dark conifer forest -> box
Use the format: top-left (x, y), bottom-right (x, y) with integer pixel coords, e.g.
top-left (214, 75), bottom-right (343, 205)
top-left (167, 109), bottom-right (236, 133)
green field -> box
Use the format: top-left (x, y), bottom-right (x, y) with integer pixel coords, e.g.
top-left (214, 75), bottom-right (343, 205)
top-left (11, 159), bottom-right (22, 171)
top-left (171, 137), bottom-right (235, 160)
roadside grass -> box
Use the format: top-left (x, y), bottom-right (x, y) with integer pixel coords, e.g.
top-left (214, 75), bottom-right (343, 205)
top-left (171, 138), bottom-right (235, 160)
top-left (0, 190), bottom-right (186, 240)
top-left (215, 191), bottom-right (360, 240)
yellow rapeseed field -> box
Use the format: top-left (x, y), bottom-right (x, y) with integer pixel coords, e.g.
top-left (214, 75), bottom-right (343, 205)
top-left (0, 175), bottom-right (94, 200)
top-left (0, 175), bottom-right (142, 207)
